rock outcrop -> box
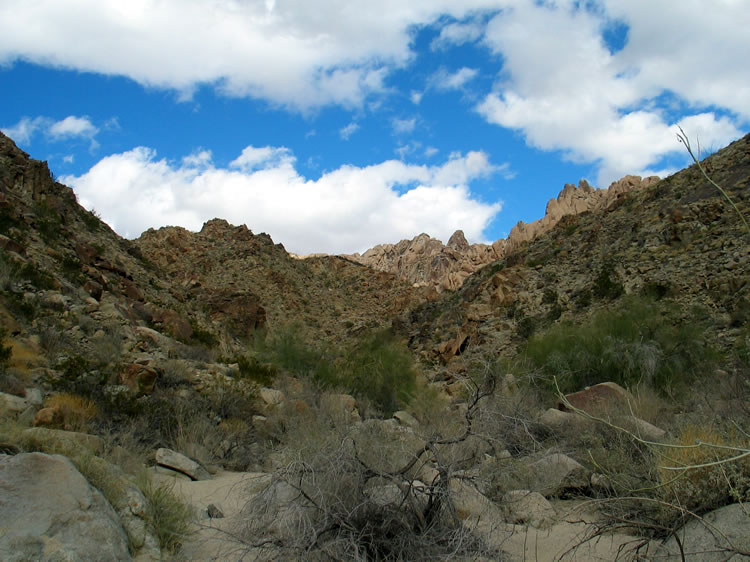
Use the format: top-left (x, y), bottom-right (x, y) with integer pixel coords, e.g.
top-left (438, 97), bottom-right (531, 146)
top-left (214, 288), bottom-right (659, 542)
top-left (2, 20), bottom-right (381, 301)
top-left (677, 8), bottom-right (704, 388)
top-left (346, 230), bottom-right (505, 292)
top-left (0, 452), bottom-right (131, 561)
top-left (348, 176), bottom-right (659, 291)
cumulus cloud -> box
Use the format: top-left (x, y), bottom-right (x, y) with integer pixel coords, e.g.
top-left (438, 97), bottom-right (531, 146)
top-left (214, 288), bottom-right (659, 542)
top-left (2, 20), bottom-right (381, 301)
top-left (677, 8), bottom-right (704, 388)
top-left (476, 0), bottom-right (748, 185)
top-left (2, 115), bottom-right (101, 149)
top-left (62, 146), bottom-right (503, 254)
top-left (48, 116), bottom-right (98, 139)
top-left (430, 67), bottom-right (479, 91)
top-left (0, 0), bottom-right (500, 111)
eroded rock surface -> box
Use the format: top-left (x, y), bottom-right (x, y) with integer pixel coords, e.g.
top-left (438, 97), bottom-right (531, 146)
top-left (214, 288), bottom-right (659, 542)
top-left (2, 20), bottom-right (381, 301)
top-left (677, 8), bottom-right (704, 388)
top-left (0, 452), bottom-right (131, 561)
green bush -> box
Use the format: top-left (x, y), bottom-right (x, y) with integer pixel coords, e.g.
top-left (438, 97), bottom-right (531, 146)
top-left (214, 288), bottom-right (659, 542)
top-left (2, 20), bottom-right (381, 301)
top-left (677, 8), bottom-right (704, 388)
top-left (520, 296), bottom-right (719, 395)
top-left (344, 330), bottom-right (417, 417)
top-left (592, 261), bottom-right (624, 300)
top-left (264, 325), bottom-right (416, 416)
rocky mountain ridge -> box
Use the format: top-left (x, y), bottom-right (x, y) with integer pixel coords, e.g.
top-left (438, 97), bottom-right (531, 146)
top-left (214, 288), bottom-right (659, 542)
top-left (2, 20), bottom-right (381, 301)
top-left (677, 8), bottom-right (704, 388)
top-left (346, 175), bottom-right (659, 291)
top-left (400, 136), bottom-right (750, 370)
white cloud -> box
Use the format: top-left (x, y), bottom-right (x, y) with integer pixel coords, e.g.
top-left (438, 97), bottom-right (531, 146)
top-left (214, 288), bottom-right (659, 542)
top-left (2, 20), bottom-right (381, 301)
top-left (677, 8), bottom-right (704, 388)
top-left (392, 117), bottom-right (417, 135)
top-left (62, 155), bottom-right (75, 164)
top-left (431, 20), bottom-right (485, 50)
top-left (431, 67), bottom-right (479, 91)
top-left (229, 146), bottom-right (296, 172)
top-left (0, 0), bottom-right (501, 111)
top-left (62, 145), bottom-right (502, 254)
top-left (1, 116), bottom-right (48, 144)
top-left (339, 122), bottom-right (360, 140)
top-left (424, 146), bottom-right (439, 158)
top-left (410, 90), bottom-right (424, 105)
top-left (475, 0), bottom-right (748, 185)
top-left (2, 115), bottom-right (102, 149)
top-left (48, 116), bottom-right (98, 139)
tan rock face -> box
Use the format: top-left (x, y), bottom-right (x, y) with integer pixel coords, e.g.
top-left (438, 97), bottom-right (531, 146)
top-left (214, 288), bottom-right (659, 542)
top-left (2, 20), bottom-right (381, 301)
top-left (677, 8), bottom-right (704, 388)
top-left (346, 230), bottom-right (503, 292)
top-left (348, 176), bottom-right (657, 291)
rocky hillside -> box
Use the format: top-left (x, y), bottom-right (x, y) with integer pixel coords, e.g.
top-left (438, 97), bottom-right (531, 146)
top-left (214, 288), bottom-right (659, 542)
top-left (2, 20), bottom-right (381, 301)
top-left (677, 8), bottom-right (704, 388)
top-left (401, 135), bottom-right (750, 370)
top-left (135, 220), bottom-right (425, 344)
top-left (347, 175), bottom-right (660, 291)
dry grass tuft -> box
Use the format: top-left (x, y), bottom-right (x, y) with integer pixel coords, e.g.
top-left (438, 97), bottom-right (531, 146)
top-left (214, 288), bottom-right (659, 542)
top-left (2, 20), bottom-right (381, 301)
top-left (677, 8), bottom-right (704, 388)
top-left (45, 392), bottom-right (100, 430)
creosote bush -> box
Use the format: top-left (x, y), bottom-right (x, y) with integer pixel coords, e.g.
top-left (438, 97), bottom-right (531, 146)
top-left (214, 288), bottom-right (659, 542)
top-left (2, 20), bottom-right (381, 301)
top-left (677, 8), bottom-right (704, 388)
top-left (263, 324), bottom-right (417, 416)
top-left (519, 296), bottom-right (719, 395)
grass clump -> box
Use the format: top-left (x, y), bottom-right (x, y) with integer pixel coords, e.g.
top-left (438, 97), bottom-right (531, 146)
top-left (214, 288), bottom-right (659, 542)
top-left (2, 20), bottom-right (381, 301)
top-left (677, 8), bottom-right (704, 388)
top-left (137, 472), bottom-right (195, 554)
top-left (657, 424), bottom-right (750, 513)
top-left (44, 392), bottom-right (100, 431)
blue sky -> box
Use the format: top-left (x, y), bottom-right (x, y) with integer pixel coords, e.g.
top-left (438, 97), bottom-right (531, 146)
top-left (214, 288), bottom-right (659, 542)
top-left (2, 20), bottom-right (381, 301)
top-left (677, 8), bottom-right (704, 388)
top-left (1, 1), bottom-right (748, 254)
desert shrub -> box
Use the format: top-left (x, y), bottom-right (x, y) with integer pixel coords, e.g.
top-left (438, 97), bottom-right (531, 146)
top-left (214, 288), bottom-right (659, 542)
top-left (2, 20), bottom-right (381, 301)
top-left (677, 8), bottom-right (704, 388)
top-left (239, 410), bottom-right (496, 561)
top-left (592, 261), bottom-right (624, 300)
top-left (344, 329), bottom-right (417, 416)
top-left (266, 323), bottom-right (337, 383)
top-left (159, 360), bottom-right (193, 388)
top-left (519, 296), bottom-right (719, 395)
top-left (89, 324), bottom-right (123, 365)
top-left (232, 354), bottom-right (276, 385)
top-left (18, 262), bottom-right (56, 290)
top-left (45, 392), bottom-right (100, 430)
top-left (264, 325), bottom-right (416, 416)
top-left (48, 355), bottom-right (109, 398)
top-left (657, 424), bottom-right (750, 513)
top-left (60, 254), bottom-right (85, 284)
top-left (203, 376), bottom-right (257, 420)
top-left (79, 208), bottom-right (102, 232)
top-left (189, 321), bottom-right (218, 347)
top-left (0, 328), bottom-right (11, 367)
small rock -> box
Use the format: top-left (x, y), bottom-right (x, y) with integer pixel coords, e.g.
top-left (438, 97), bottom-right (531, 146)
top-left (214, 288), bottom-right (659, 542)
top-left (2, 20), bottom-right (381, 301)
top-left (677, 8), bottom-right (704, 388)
top-left (392, 410), bottom-right (419, 428)
top-left (623, 415), bottom-right (666, 441)
top-left (502, 490), bottom-right (557, 528)
top-left (560, 382), bottom-right (632, 413)
top-left (259, 387), bottom-right (284, 407)
top-left (206, 504), bottom-right (224, 519)
top-left (0, 391), bottom-right (30, 413)
top-left (33, 405), bottom-right (64, 428)
top-left (120, 364), bottom-right (158, 396)
top-left (539, 408), bottom-right (577, 427)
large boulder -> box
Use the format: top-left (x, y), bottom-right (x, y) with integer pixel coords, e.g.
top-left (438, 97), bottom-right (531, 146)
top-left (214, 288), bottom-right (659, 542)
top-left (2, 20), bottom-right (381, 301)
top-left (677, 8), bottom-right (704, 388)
top-left (156, 447), bottom-right (211, 481)
top-left (658, 503), bottom-right (750, 560)
top-left (559, 382), bottom-right (631, 413)
top-left (0, 452), bottom-right (131, 561)
top-left (526, 452), bottom-right (590, 497)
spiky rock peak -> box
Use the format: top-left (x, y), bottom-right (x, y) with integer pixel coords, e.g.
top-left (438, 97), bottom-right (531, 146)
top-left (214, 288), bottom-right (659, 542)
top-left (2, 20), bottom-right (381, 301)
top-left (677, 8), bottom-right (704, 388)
top-left (347, 175), bottom-right (659, 291)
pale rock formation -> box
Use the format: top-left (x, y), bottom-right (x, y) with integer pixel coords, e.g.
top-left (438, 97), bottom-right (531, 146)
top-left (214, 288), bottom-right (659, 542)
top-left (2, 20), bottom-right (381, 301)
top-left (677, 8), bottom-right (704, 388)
top-left (348, 175), bottom-right (659, 291)
top-left (0, 452), bottom-right (131, 561)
